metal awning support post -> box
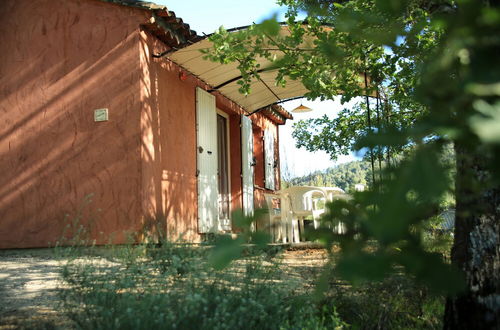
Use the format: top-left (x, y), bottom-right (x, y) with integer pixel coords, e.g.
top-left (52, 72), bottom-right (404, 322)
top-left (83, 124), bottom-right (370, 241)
top-left (376, 87), bottom-right (383, 183)
top-left (364, 71), bottom-right (376, 187)
top-left (384, 97), bottom-right (392, 169)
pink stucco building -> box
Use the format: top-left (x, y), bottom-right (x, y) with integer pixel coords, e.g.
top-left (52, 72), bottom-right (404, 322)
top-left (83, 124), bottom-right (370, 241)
top-left (0, 0), bottom-right (293, 248)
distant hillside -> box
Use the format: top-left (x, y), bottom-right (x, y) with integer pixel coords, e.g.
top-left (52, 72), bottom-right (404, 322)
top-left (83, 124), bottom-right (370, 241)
top-left (283, 160), bottom-right (372, 192)
top-left (283, 144), bottom-right (456, 197)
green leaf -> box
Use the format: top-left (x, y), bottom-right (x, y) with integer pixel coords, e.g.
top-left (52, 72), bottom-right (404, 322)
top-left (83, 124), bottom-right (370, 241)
top-left (398, 250), bottom-right (465, 294)
top-left (469, 101), bottom-right (500, 143)
top-left (208, 235), bottom-right (245, 270)
top-left (337, 252), bottom-right (393, 284)
top-left (375, 0), bottom-right (409, 17)
top-left (232, 209), bottom-right (253, 231)
top-left (251, 231), bottom-right (271, 248)
top-left (318, 40), bottom-right (346, 61)
top-left (466, 83), bottom-right (500, 96)
top-left (256, 15), bottom-right (281, 36)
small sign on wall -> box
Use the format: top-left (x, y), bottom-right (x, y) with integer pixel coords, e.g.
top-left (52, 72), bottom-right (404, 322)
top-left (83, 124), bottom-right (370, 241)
top-left (94, 108), bottom-right (108, 122)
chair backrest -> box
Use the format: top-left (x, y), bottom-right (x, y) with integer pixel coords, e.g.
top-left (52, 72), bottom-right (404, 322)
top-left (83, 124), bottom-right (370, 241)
top-left (320, 187), bottom-right (346, 201)
top-left (284, 186), bottom-right (326, 212)
top-left (304, 190), bottom-right (327, 211)
top-left (330, 194), bottom-right (352, 201)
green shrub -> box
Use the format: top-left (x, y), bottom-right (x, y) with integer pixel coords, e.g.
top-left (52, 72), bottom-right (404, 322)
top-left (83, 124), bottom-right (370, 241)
top-left (326, 274), bottom-right (445, 330)
top-left (58, 242), bottom-right (345, 330)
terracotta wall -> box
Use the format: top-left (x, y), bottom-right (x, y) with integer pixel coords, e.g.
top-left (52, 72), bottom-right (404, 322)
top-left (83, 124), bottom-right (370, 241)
top-left (0, 0), bottom-right (283, 248)
top-left (139, 32), bottom-right (200, 241)
top-left (0, 0), bottom-right (147, 248)
top-left (251, 115), bottom-right (280, 209)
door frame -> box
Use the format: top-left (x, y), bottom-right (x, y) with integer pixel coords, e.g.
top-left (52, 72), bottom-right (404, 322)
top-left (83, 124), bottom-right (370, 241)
top-left (216, 109), bottom-right (232, 230)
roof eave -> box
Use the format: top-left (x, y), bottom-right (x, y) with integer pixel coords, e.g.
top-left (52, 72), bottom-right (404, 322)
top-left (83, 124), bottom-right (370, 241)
top-left (100, 0), bottom-right (201, 47)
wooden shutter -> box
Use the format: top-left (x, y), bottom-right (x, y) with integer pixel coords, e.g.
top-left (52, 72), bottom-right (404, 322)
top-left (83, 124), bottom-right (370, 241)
top-left (196, 88), bottom-right (218, 233)
top-left (264, 129), bottom-right (275, 190)
top-left (241, 115), bottom-right (254, 216)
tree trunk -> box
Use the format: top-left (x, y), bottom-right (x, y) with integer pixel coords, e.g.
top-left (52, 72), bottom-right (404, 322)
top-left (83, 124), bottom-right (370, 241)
top-left (444, 143), bottom-right (500, 329)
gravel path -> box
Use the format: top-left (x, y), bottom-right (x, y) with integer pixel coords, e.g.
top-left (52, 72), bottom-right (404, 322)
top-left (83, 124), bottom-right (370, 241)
top-left (0, 250), bottom-right (70, 329)
top-left (0, 246), bottom-right (327, 329)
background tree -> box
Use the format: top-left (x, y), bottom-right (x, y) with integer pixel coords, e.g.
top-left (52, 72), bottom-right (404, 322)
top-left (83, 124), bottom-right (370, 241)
top-left (286, 160), bottom-right (371, 192)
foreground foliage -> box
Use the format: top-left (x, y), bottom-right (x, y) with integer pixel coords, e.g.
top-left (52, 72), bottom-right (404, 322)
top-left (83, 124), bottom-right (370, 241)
top-left (330, 273), bottom-right (445, 329)
top-left (204, 0), bottom-right (500, 327)
top-left (56, 236), bottom-right (453, 329)
top-left (57, 243), bottom-right (344, 330)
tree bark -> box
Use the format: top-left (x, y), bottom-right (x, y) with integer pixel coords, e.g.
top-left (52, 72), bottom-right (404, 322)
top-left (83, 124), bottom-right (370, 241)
top-left (444, 144), bottom-right (500, 329)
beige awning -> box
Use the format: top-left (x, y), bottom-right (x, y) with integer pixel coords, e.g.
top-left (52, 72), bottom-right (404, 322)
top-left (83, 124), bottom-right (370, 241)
top-left (167, 26), bottom-right (312, 113)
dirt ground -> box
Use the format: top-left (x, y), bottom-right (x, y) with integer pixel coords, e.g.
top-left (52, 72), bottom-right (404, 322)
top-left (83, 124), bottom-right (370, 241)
top-left (0, 249), bottom-right (69, 329)
top-left (0, 246), bottom-right (327, 329)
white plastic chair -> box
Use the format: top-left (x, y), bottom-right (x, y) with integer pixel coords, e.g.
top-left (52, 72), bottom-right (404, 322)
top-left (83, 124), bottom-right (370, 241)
top-left (280, 186), bottom-right (327, 242)
top-left (317, 187), bottom-right (350, 234)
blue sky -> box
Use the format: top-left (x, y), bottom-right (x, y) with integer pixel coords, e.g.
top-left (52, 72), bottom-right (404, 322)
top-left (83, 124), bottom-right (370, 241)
top-left (157, 1), bottom-right (288, 35)
top-left (158, 1), bottom-right (356, 177)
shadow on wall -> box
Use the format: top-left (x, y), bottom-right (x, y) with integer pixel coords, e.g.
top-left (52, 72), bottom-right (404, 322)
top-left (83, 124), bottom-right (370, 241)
top-left (0, 0), bottom-right (215, 248)
top-left (139, 34), bottom-right (199, 242)
top-left (0, 0), bottom-right (146, 248)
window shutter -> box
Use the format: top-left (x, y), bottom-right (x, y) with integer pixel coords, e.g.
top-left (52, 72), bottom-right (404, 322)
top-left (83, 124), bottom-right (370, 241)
top-left (196, 88), bottom-right (218, 233)
top-left (241, 115), bottom-right (254, 216)
top-left (264, 129), bottom-right (275, 190)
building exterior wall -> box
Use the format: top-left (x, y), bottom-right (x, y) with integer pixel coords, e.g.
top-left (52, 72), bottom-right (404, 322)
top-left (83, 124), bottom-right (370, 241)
top-left (0, 0), bottom-right (147, 248)
top-left (139, 32), bottom-right (200, 241)
top-left (0, 0), bottom-right (283, 248)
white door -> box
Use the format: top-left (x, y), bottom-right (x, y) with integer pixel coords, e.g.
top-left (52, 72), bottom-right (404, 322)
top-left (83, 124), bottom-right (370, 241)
top-left (264, 129), bottom-right (275, 190)
top-left (241, 115), bottom-right (254, 216)
top-left (196, 87), bottom-right (218, 233)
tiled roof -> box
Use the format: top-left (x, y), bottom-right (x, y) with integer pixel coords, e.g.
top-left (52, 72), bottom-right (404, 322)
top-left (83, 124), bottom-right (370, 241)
top-left (272, 104), bottom-right (293, 120)
top-left (263, 104), bottom-right (293, 125)
top-left (101, 0), bottom-right (202, 47)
